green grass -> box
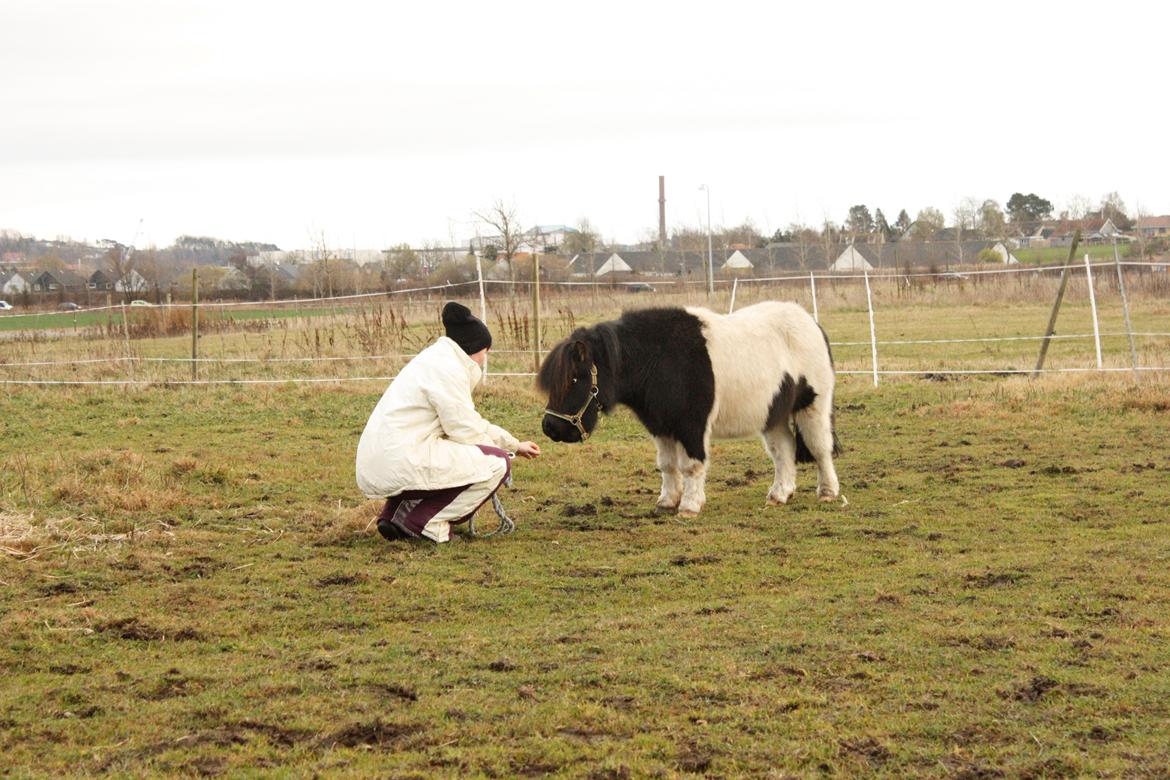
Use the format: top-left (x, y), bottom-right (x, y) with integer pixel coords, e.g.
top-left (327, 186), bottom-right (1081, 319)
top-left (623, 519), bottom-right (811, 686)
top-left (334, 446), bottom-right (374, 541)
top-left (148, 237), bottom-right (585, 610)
top-left (0, 305), bottom-right (346, 333)
top-left (1014, 245), bottom-right (1130, 265)
top-left (3, 375), bottom-right (1170, 777)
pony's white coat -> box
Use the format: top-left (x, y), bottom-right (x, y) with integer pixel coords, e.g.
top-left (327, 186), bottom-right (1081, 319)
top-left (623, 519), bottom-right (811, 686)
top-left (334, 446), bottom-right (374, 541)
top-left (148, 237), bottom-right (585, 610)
top-left (686, 302), bottom-right (835, 439)
top-left (657, 301), bottom-right (838, 514)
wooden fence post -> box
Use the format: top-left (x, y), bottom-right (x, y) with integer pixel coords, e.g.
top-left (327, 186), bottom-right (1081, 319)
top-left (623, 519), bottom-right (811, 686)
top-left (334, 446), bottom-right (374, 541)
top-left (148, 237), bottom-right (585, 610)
top-left (1033, 232), bottom-right (1081, 378)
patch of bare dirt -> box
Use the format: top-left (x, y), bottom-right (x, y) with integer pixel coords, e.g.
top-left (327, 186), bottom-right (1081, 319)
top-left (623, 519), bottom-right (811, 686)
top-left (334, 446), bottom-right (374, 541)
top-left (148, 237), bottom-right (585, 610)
top-left (317, 718), bottom-right (410, 749)
top-left (676, 743), bottom-right (715, 774)
top-left (364, 682), bottom-right (418, 702)
top-left (839, 736), bottom-right (891, 766)
top-left (964, 570), bottom-right (1029, 588)
top-left (670, 554), bottom-right (720, 567)
top-left (317, 573), bottom-right (367, 587)
top-left (96, 617), bottom-right (204, 642)
top-left (1006, 675), bottom-right (1059, 702)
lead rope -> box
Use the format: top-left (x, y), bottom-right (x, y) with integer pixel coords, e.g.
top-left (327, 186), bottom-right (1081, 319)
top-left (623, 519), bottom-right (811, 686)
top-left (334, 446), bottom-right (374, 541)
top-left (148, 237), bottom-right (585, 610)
top-left (469, 453), bottom-right (516, 538)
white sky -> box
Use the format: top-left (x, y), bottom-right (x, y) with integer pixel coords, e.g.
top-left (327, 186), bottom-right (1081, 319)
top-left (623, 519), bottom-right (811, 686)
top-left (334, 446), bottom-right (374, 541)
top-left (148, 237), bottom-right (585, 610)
top-left (2, 0), bottom-right (1167, 250)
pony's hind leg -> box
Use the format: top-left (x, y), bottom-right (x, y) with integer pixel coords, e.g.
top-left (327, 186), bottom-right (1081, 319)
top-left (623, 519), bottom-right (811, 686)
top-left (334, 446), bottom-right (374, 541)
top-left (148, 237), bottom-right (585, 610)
top-left (795, 404), bottom-right (840, 500)
top-left (653, 436), bottom-right (683, 511)
top-left (762, 422), bottom-right (798, 505)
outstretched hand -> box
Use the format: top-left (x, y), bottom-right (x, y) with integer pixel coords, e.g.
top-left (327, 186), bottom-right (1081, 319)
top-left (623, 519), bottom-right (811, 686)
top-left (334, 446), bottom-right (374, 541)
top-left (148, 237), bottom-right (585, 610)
top-left (515, 441), bottom-right (541, 459)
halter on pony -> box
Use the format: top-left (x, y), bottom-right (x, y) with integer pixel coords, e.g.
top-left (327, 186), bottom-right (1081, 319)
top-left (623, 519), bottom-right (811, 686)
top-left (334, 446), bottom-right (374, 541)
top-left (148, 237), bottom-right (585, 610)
top-left (542, 364), bottom-right (599, 441)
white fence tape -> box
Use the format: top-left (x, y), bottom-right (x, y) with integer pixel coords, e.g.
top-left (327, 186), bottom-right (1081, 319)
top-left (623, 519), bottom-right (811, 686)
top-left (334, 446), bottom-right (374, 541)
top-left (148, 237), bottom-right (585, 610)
top-left (3, 259), bottom-right (1166, 318)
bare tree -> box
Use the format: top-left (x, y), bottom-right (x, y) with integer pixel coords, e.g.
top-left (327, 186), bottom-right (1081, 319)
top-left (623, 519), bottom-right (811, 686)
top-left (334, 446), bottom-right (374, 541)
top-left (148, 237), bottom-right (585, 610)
top-left (104, 243), bottom-right (139, 302)
top-left (474, 200), bottom-right (523, 290)
top-left (788, 222), bottom-right (816, 271)
top-left (820, 219), bottom-right (839, 268)
top-left (953, 198), bottom-right (981, 234)
top-left (1065, 194), bottom-right (1093, 221)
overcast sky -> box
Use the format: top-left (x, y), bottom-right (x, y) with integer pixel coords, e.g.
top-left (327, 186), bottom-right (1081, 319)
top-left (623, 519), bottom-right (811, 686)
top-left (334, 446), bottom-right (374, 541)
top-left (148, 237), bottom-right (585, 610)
top-left (3, 0), bottom-right (1167, 251)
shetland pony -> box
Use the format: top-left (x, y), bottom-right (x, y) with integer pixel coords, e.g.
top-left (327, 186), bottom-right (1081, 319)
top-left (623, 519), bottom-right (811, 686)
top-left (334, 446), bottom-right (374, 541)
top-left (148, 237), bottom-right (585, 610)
top-left (538, 301), bottom-right (840, 516)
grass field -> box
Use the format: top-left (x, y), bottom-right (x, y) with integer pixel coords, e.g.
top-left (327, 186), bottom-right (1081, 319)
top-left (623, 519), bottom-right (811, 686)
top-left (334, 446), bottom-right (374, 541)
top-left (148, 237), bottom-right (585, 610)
top-left (1012, 245), bottom-right (1132, 265)
top-left (3, 372), bottom-right (1170, 777)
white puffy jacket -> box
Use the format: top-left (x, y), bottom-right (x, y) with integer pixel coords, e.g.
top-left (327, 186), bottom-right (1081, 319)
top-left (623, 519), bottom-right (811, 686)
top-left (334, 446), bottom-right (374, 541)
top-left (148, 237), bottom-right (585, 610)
top-left (355, 337), bottom-right (520, 498)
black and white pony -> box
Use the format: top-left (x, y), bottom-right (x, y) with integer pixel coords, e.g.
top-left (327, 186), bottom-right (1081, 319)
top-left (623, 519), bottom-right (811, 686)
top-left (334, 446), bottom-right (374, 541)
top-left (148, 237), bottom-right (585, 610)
top-left (538, 301), bottom-right (840, 516)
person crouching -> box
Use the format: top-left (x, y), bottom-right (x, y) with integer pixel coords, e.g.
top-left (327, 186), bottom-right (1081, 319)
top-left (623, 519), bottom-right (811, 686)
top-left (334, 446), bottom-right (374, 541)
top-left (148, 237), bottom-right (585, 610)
top-left (355, 302), bottom-right (540, 543)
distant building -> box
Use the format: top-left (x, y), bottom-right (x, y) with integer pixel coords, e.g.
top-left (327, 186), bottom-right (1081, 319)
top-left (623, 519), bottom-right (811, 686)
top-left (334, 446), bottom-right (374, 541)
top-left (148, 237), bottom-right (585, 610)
top-left (594, 253), bottom-right (634, 276)
top-left (721, 250), bottom-right (754, 270)
top-left (1135, 215), bottom-right (1170, 239)
top-left (1019, 218), bottom-right (1124, 247)
top-left (0, 270), bottom-right (32, 296)
top-left (833, 240), bottom-right (1019, 271)
top-left (30, 268), bottom-right (87, 294)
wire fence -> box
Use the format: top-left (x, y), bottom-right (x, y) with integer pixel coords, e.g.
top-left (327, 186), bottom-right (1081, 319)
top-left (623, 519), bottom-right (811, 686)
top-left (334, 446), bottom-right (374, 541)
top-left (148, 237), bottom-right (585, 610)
top-left (1, 259), bottom-right (1167, 387)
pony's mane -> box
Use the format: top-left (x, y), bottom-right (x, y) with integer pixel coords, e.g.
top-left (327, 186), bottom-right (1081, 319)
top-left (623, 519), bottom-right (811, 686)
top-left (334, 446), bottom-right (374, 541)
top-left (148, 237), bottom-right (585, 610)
top-left (537, 323), bottom-right (622, 407)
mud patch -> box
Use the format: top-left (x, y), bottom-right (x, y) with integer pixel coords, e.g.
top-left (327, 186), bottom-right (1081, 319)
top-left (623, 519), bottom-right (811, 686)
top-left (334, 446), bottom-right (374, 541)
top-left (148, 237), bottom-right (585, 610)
top-left (670, 554), bottom-right (720, 567)
top-left (1007, 675), bottom-right (1059, 702)
top-left (317, 573), bottom-right (367, 587)
top-left (676, 744), bottom-right (714, 774)
top-left (318, 718), bottom-right (410, 749)
top-left (964, 570), bottom-right (1029, 588)
top-left (839, 736), bottom-right (891, 766)
top-left (48, 663), bottom-right (88, 675)
top-left (487, 658), bottom-right (517, 672)
top-left (140, 670), bottom-right (205, 700)
top-left (96, 617), bottom-right (204, 642)
top-left (365, 682), bottom-right (418, 702)
top-left (561, 503), bottom-right (597, 517)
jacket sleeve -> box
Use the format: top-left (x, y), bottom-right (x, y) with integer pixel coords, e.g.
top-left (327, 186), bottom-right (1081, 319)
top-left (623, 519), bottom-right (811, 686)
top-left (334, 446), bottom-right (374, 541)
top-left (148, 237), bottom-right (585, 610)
top-left (424, 362), bottom-right (522, 452)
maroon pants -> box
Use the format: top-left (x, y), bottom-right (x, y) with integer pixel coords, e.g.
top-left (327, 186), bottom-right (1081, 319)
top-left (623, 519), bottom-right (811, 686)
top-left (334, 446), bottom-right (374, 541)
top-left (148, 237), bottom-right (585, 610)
top-left (377, 445), bottom-right (511, 538)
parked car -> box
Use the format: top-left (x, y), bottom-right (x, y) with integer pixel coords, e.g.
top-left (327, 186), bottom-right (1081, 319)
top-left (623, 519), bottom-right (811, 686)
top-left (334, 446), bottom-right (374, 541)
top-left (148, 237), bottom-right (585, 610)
top-left (57, 302), bottom-right (81, 311)
top-left (0, 300), bottom-right (13, 311)
top-left (129, 299), bottom-right (154, 307)
top-left (627, 282), bottom-right (656, 293)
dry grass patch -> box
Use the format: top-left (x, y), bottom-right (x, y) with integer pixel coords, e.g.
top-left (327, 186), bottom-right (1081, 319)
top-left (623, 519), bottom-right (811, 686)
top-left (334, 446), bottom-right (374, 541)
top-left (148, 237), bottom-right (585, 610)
top-left (311, 499), bottom-right (383, 545)
top-left (0, 511), bottom-right (164, 559)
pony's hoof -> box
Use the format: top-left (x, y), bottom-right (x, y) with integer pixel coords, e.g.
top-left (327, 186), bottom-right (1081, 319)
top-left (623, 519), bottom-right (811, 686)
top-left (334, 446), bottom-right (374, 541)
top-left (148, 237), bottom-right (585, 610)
top-left (655, 501), bottom-right (680, 513)
top-left (766, 487), bottom-right (794, 506)
top-left (677, 509), bottom-right (699, 518)
top-left (819, 493), bottom-right (839, 503)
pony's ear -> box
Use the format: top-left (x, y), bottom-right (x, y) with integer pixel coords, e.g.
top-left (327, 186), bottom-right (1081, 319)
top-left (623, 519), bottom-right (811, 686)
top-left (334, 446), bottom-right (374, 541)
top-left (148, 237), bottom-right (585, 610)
top-left (573, 340), bottom-right (588, 362)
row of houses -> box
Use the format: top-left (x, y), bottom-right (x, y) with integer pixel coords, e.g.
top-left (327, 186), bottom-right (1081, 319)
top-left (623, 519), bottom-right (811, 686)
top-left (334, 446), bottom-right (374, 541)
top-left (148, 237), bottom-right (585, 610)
top-left (1015, 215), bottom-right (1170, 248)
top-left (0, 267), bottom-right (150, 297)
top-left (564, 240), bottom-right (1020, 277)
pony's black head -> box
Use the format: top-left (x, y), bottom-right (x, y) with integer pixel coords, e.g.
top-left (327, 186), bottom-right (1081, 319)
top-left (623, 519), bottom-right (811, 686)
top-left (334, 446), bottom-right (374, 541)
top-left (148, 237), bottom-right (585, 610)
top-left (538, 328), bottom-right (614, 443)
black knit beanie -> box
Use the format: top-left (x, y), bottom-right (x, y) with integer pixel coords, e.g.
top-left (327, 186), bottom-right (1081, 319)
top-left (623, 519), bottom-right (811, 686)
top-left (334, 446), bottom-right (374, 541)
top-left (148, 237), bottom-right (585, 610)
top-left (442, 302), bottom-right (492, 355)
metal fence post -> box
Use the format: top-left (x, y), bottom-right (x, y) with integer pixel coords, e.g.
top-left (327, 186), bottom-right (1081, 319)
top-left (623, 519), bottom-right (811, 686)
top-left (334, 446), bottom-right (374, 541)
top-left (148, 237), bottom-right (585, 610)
top-left (728, 277), bottom-right (738, 314)
top-left (864, 270), bottom-right (878, 387)
top-left (191, 268), bottom-right (199, 381)
top-left (476, 254), bottom-right (488, 384)
top-left (1112, 238), bottom-right (1139, 376)
top-left (809, 272), bottom-right (819, 323)
top-left (1084, 253), bottom-right (1102, 370)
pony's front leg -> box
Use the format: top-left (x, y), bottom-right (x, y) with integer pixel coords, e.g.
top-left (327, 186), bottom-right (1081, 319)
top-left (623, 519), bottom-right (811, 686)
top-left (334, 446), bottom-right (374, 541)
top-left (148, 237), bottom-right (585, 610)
top-left (677, 451), bottom-right (708, 517)
top-left (653, 436), bottom-right (683, 511)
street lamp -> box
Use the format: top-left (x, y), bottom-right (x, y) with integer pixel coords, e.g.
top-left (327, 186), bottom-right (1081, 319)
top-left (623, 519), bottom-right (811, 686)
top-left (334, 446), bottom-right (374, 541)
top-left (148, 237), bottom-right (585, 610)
top-left (698, 184), bottom-right (713, 298)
